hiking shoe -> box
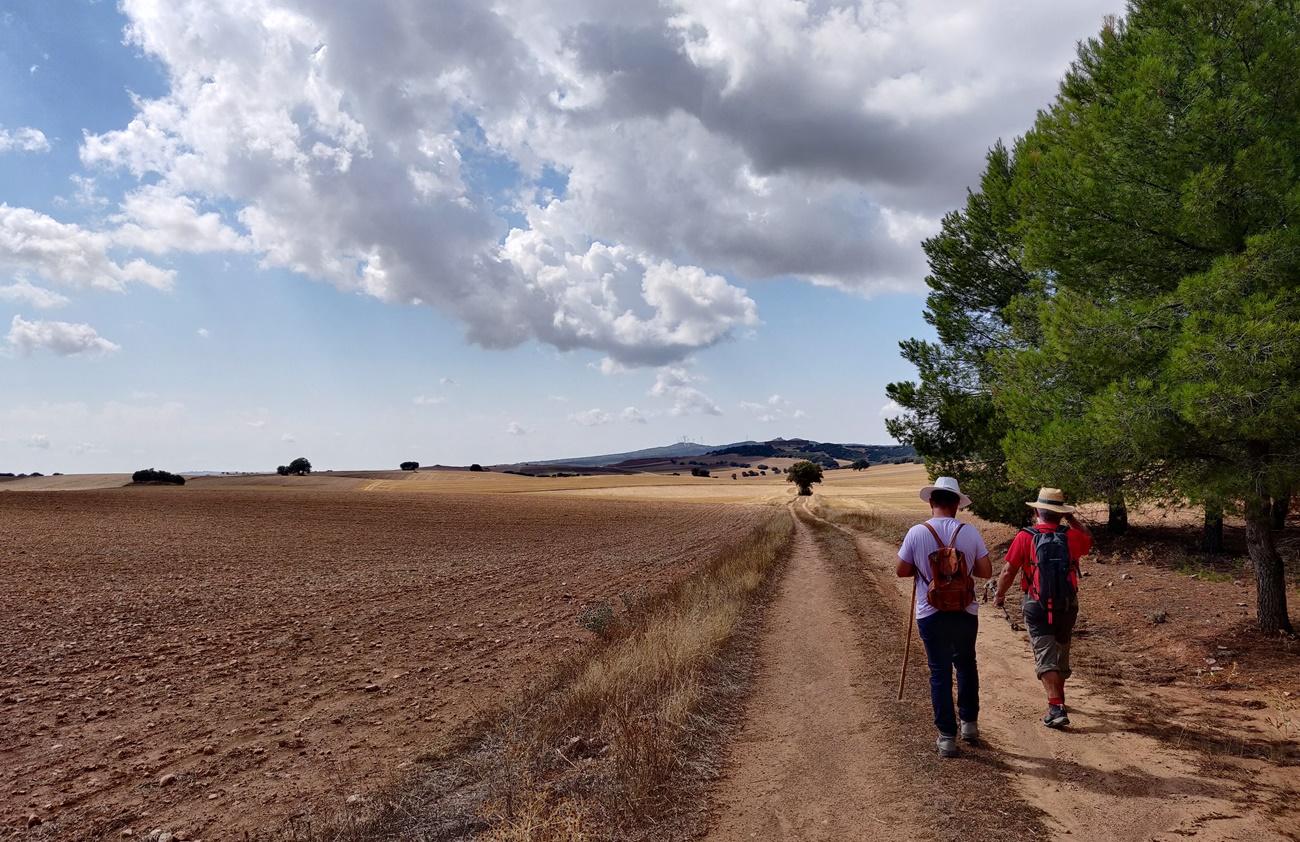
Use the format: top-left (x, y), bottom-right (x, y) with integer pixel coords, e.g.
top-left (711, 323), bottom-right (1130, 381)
top-left (959, 720), bottom-right (980, 743)
top-left (936, 735), bottom-right (958, 758)
top-left (1043, 705), bottom-right (1070, 729)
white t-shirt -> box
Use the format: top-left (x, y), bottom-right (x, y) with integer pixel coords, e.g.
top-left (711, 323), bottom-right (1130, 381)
top-left (897, 517), bottom-right (989, 619)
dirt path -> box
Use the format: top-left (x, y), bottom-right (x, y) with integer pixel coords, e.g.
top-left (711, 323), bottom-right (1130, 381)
top-left (828, 516), bottom-right (1292, 841)
top-left (706, 502), bottom-right (1044, 842)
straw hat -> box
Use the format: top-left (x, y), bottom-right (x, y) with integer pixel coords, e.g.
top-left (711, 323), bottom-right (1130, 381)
top-left (918, 476), bottom-right (972, 509)
top-left (1026, 487), bottom-right (1076, 514)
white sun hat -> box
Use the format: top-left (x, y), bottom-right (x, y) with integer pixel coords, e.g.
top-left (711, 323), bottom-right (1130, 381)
top-left (918, 475), bottom-right (972, 509)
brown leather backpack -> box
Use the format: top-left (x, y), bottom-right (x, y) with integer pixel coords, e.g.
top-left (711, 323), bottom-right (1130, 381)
top-left (919, 522), bottom-right (975, 612)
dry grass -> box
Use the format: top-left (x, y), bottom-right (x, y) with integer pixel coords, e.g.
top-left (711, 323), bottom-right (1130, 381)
top-left (310, 509), bottom-right (795, 841)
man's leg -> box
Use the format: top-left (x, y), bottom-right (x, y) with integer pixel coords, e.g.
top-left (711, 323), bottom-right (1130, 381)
top-left (917, 614), bottom-right (957, 737)
top-left (953, 612), bottom-right (980, 727)
top-left (1039, 669), bottom-right (1065, 703)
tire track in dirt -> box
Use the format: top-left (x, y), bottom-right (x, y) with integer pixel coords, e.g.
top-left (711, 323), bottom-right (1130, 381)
top-left (828, 516), bottom-right (1293, 842)
top-left (706, 501), bottom-right (1046, 841)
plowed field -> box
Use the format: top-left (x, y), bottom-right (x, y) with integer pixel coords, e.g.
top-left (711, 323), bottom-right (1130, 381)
top-left (0, 486), bottom-right (767, 840)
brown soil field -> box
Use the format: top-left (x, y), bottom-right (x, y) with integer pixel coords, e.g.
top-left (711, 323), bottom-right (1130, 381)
top-left (0, 485), bottom-right (769, 840)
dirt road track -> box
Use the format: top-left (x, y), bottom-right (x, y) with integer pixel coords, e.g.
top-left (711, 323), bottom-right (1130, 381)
top-left (707, 500), bottom-right (1293, 841)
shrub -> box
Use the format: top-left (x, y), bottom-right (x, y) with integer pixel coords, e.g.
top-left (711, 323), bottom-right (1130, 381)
top-left (399, 461), bottom-right (420, 471)
top-left (131, 468), bottom-right (185, 485)
top-left (469, 463), bottom-right (485, 472)
top-left (576, 602), bottom-right (617, 639)
top-left (276, 465), bottom-right (290, 476)
top-left (690, 466), bottom-right (710, 477)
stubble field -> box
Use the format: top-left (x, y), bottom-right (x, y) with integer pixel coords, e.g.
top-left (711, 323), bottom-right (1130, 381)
top-left (0, 479), bottom-right (772, 840)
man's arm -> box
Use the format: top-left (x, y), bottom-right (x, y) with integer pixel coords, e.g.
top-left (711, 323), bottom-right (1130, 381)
top-left (993, 533), bottom-right (1025, 607)
top-left (992, 564), bottom-right (1017, 607)
top-left (896, 559), bottom-right (916, 578)
top-left (972, 553), bottom-right (992, 579)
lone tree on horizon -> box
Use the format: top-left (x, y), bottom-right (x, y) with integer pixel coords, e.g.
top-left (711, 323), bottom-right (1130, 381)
top-left (286, 457), bottom-right (312, 476)
top-left (851, 459), bottom-right (870, 471)
top-left (787, 461), bottom-right (823, 496)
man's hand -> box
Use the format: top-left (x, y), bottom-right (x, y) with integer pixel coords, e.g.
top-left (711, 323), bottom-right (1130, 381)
top-left (993, 593), bottom-right (1006, 608)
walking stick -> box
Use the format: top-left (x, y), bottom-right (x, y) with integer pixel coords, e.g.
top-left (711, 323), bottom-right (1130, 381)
top-left (897, 579), bottom-right (917, 701)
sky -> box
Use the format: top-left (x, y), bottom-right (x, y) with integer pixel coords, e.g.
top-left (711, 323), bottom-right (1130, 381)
top-left (0, 0), bottom-right (1118, 472)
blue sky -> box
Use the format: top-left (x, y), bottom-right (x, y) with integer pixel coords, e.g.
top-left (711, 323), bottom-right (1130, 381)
top-left (0, 0), bottom-right (1116, 472)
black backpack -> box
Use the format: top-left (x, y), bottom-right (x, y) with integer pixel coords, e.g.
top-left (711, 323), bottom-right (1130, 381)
top-left (1024, 526), bottom-right (1077, 624)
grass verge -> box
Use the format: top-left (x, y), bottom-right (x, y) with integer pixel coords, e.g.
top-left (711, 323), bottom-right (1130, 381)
top-left (301, 508), bottom-right (794, 841)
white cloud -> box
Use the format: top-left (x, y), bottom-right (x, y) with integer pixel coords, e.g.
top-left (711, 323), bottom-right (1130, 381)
top-left (25, 434), bottom-right (50, 449)
top-left (0, 204), bottom-right (173, 292)
top-left (196, 327), bottom-right (211, 338)
top-left (570, 408), bottom-right (612, 426)
top-left (439, 377), bottom-right (458, 386)
top-left (72, 0), bottom-right (1107, 367)
top-left (246, 418), bottom-right (267, 429)
top-left (650, 366), bottom-right (722, 416)
top-left (879, 400), bottom-right (906, 419)
top-left (413, 394), bottom-right (445, 406)
top-left (111, 184), bottom-right (251, 254)
top-left (547, 394), bottom-right (568, 402)
top-left (0, 280), bottom-right (69, 309)
top-left (0, 126), bottom-right (49, 154)
top-left (505, 421), bottom-right (527, 436)
top-left (281, 432), bottom-right (296, 442)
top-left (621, 406), bottom-right (647, 424)
top-left (739, 393), bottom-right (798, 423)
top-left (7, 315), bottom-right (120, 357)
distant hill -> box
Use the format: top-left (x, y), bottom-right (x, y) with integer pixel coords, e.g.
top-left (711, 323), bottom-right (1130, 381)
top-left (707, 438), bottom-right (915, 466)
top-left (521, 441), bottom-right (748, 468)
top-left (507, 438), bottom-right (913, 471)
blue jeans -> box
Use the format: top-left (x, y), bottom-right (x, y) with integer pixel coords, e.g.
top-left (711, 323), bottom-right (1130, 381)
top-left (916, 611), bottom-right (979, 737)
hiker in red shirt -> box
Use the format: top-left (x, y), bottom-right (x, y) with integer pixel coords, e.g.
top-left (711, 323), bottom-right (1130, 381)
top-left (993, 487), bottom-right (1093, 729)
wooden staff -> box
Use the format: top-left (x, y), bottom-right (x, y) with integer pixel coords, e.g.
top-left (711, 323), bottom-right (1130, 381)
top-left (898, 578), bottom-right (917, 701)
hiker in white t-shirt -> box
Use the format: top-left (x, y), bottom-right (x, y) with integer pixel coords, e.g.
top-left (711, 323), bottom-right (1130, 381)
top-left (896, 476), bottom-right (992, 758)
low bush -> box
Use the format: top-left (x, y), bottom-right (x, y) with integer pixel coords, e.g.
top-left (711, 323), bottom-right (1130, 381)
top-left (131, 468), bottom-right (185, 485)
top-left (470, 463), bottom-right (486, 472)
top-left (399, 461), bottom-right (420, 471)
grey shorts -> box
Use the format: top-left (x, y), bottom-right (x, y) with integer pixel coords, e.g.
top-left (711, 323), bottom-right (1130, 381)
top-left (1022, 598), bottom-right (1078, 679)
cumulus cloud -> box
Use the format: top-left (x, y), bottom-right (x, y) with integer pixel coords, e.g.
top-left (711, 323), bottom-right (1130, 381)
top-left (740, 393), bottom-right (797, 423)
top-left (72, 0), bottom-right (1110, 365)
top-left (196, 327), bottom-right (211, 338)
top-left (621, 406), bottom-right (647, 424)
top-left (413, 394), bottom-right (445, 406)
top-left (111, 184), bottom-right (252, 254)
top-left (0, 126), bottom-right (49, 154)
top-left (281, 432), bottom-right (296, 442)
top-left (570, 408), bottom-right (612, 426)
top-left (505, 421), bottom-right (527, 436)
top-left (879, 399), bottom-right (906, 419)
top-left (7, 315), bottom-right (120, 357)
top-left (25, 433), bottom-right (50, 449)
top-left (650, 366), bottom-right (721, 416)
top-left (0, 204), bottom-right (173, 292)
top-left (0, 280), bottom-right (69, 309)
top-left (439, 377), bottom-right (458, 386)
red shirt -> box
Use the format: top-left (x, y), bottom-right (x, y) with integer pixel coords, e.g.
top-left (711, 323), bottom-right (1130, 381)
top-left (1004, 524), bottom-right (1093, 592)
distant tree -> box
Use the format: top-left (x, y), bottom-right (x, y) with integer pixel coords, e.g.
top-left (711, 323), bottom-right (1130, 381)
top-left (851, 459), bottom-right (870, 471)
top-left (787, 461), bottom-right (824, 496)
top-left (285, 457), bottom-right (312, 476)
top-left (691, 466), bottom-right (711, 478)
top-left (131, 468), bottom-right (185, 485)
top-left (732, 473), bottom-right (738, 480)
top-left (469, 463), bottom-right (485, 472)
top-left (399, 461), bottom-right (420, 471)
top-left (276, 465), bottom-right (290, 476)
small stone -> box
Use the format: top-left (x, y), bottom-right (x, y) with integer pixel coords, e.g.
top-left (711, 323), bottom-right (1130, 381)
top-left (1120, 573), bottom-right (1132, 581)
top-left (362, 683), bottom-right (380, 693)
top-left (120, 829), bottom-right (134, 838)
top-left (158, 833), bottom-right (175, 842)
top-left (158, 772), bottom-right (178, 787)
top-left (27, 815), bottom-right (42, 828)
top-left (346, 793), bottom-right (364, 804)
